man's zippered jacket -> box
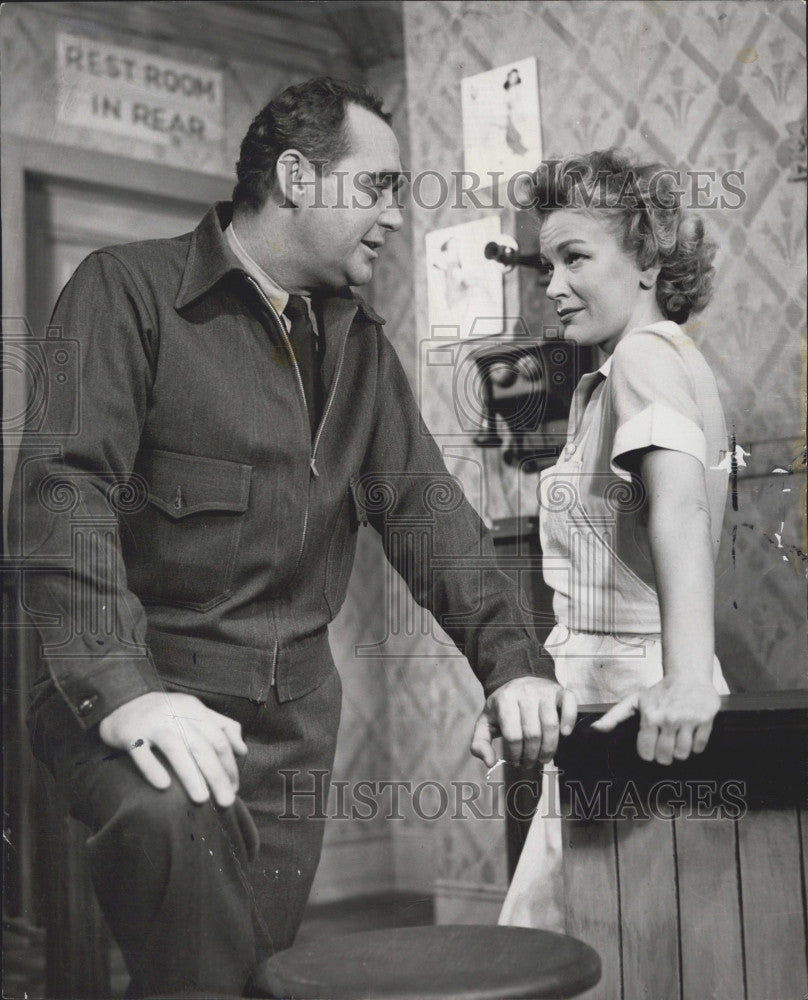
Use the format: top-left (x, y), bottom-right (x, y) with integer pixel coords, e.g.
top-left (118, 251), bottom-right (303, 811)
top-left (10, 203), bottom-right (551, 733)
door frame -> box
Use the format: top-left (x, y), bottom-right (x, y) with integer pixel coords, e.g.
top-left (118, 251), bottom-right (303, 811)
top-left (2, 134), bottom-right (231, 528)
top-left (1, 134), bottom-right (231, 943)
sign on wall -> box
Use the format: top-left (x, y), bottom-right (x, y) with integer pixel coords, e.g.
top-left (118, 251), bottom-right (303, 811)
top-left (56, 32), bottom-right (223, 148)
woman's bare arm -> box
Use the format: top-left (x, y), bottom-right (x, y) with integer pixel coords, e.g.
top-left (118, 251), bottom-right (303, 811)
top-left (592, 448), bottom-right (721, 764)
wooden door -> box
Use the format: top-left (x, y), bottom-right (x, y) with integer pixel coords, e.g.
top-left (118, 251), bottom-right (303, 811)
top-left (5, 178), bottom-right (208, 997)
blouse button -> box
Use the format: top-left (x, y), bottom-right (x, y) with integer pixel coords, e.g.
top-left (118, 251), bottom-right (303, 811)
top-left (566, 443), bottom-right (577, 456)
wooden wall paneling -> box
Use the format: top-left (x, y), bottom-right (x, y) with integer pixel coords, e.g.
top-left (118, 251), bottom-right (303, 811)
top-left (738, 809), bottom-right (808, 999)
top-left (615, 817), bottom-right (681, 1000)
top-left (673, 815), bottom-right (745, 1000)
top-left (2, 591), bottom-right (36, 921)
top-left (560, 698), bottom-right (808, 1000)
top-left (41, 778), bottom-right (111, 999)
top-left (19, 1), bottom-right (360, 79)
top-left (561, 817), bottom-right (622, 1000)
top-left (2, 137), bottom-right (27, 527)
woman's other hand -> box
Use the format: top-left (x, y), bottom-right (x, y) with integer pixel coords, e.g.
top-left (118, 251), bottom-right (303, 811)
top-left (593, 447), bottom-right (722, 764)
top-left (591, 676), bottom-right (721, 764)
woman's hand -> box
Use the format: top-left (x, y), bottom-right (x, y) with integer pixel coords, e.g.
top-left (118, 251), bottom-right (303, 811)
top-left (596, 446), bottom-right (724, 764)
top-left (591, 675), bottom-right (720, 764)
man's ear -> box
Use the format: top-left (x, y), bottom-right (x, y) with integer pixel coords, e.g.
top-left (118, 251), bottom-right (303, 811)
top-left (639, 264), bottom-right (661, 290)
top-left (275, 149), bottom-right (311, 209)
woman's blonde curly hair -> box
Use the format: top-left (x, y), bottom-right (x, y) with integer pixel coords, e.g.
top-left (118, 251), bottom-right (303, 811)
top-left (528, 149), bottom-right (717, 323)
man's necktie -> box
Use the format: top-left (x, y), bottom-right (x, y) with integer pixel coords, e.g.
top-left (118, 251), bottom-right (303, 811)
top-left (283, 294), bottom-right (319, 438)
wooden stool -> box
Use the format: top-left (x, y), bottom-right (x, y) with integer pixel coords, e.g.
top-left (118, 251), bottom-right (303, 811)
top-left (255, 924), bottom-right (601, 999)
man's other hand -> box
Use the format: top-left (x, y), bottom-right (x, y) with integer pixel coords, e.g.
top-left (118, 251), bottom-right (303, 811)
top-left (470, 677), bottom-right (577, 770)
top-left (98, 691), bottom-right (249, 807)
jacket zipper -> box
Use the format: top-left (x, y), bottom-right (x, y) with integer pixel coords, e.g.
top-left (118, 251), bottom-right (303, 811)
top-left (245, 275), bottom-right (351, 686)
top-left (245, 274), bottom-right (311, 570)
top-left (270, 639), bottom-right (279, 690)
top-left (245, 275), bottom-right (309, 689)
top-left (310, 330), bottom-right (349, 477)
top-left (245, 276), bottom-right (309, 431)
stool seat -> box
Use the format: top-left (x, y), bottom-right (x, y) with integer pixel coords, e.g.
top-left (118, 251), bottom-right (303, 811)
top-left (257, 924), bottom-right (601, 999)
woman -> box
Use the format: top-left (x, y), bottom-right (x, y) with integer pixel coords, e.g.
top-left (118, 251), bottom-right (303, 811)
top-left (499, 149), bottom-right (730, 929)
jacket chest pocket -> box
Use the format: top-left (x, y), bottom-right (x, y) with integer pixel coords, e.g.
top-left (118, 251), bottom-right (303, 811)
top-left (122, 449), bottom-right (252, 611)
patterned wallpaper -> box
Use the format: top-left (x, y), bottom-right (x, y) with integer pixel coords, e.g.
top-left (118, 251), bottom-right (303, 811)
top-left (403, 0), bottom-right (806, 679)
top-left (398, 0), bottom-right (806, 901)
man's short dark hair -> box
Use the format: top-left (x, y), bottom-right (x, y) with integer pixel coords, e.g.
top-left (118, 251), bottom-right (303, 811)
top-left (232, 77), bottom-right (391, 213)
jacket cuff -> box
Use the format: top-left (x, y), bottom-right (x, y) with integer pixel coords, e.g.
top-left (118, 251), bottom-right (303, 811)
top-left (482, 639), bottom-right (555, 699)
top-left (45, 652), bottom-right (163, 729)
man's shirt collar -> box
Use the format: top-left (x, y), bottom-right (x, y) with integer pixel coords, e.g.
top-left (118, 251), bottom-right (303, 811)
top-left (225, 220), bottom-right (290, 318)
top-left (174, 202), bottom-right (386, 327)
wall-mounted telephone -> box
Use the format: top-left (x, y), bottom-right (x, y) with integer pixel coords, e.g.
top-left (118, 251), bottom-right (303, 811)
top-left (483, 240), bottom-right (547, 272)
top-left (471, 237), bottom-right (594, 472)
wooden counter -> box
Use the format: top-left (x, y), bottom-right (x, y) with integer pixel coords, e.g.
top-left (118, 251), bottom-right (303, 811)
top-left (554, 691), bottom-right (808, 1000)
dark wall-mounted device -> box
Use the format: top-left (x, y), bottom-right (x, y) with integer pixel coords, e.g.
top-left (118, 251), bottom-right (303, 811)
top-left (470, 338), bottom-right (588, 472)
top-left (484, 241), bottom-right (548, 272)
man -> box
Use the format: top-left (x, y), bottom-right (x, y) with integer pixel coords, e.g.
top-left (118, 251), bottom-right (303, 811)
top-left (11, 78), bottom-right (576, 997)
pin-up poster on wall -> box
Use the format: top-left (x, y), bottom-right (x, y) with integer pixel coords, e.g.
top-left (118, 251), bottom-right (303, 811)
top-left (461, 56), bottom-right (542, 190)
top-left (425, 216), bottom-right (505, 340)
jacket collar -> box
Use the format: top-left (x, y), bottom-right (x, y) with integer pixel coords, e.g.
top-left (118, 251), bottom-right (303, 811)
top-left (174, 203), bottom-right (240, 310)
top-left (175, 202), bottom-right (386, 326)
top-left (347, 291), bottom-right (386, 326)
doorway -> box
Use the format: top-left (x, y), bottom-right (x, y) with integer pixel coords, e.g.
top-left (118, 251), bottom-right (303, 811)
top-left (4, 177), bottom-right (211, 998)
top-left (25, 176), bottom-right (208, 341)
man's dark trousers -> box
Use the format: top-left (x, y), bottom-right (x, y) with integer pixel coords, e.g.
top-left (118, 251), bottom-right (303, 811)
top-left (31, 669), bottom-right (342, 997)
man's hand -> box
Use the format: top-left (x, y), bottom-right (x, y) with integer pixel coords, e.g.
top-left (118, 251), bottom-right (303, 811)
top-left (591, 676), bottom-right (720, 765)
top-left (98, 691), bottom-right (248, 807)
top-left (470, 677), bottom-right (577, 770)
